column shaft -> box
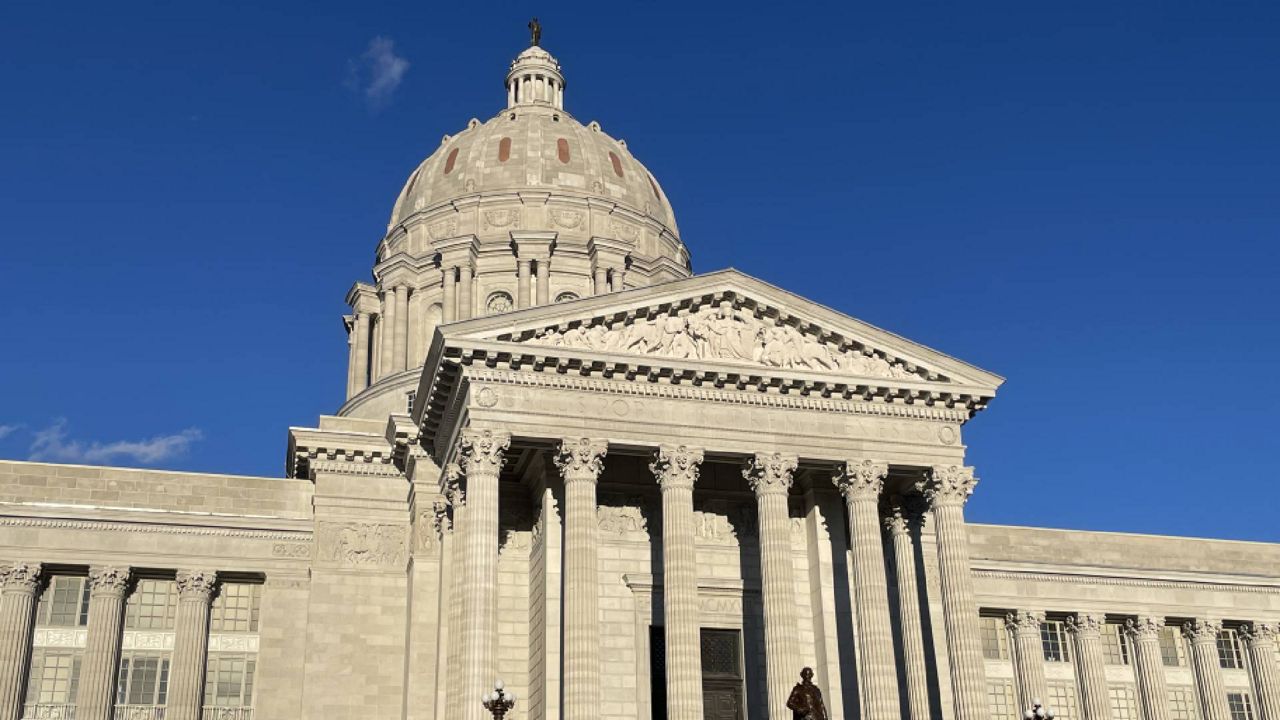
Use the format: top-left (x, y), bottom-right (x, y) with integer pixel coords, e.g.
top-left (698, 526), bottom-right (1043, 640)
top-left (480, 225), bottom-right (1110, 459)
top-left (836, 459), bottom-right (899, 720)
top-left (0, 563), bottom-right (42, 720)
top-left (1008, 611), bottom-right (1048, 710)
top-left (746, 453), bottom-right (800, 720)
top-left (1241, 624), bottom-right (1280, 720)
top-left (918, 465), bottom-right (988, 720)
top-left (353, 312), bottom-right (371, 394)
top-left (457, 430), bottom-right (510, 720)
top-left (535, 259), bottom-right (550, 305)
top-left (378, 291), bottom-right (397, 379)
top-left (408, 287), bottom-right (425, 368)
top-left (168, 569), bottom-right (217, 720)
top-left (1127, 617), bottom-right (1172, 720)
top-left (458, 265), bottom-right (474, 320)
top-left (593, 267), bottom-right (608, 296)
top-left (1185, 620), bottom-right (1232, 720)
top-left (557, 439), bottom-right (608, 720)
top-left (1067, 614), bottom-right (1112, 720)
top-left (652, 445), bottom-right (705, 720)
top-left (392, 285), bottom-right (410, 372)
top-left (517, 259), bottom-right (532, 308)
top-left (443, 267), bottom-right (457, 323)
top-left (886, 499), bottom-right (933, 720)
top-left (76, 566), bottom-right (131, 720)
top-left (345, 319), bottom-right (358, 399)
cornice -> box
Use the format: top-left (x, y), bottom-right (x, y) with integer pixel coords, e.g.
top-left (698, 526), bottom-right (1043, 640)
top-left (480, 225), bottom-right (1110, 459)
top-left (0, 515), bottom-right (311, 542)
top-left (973, 566), bottom-right (1280, 595)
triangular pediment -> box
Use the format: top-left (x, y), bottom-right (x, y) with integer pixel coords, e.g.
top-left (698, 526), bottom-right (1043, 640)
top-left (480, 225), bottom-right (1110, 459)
top-left (437, 269), bottom-right (1003, 392)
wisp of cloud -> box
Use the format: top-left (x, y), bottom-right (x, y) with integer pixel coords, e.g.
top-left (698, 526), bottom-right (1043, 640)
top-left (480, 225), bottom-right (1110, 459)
top-left (347, 36), bottom-right (409, 110)
top-left (27, 418), bottom-right (203, 466)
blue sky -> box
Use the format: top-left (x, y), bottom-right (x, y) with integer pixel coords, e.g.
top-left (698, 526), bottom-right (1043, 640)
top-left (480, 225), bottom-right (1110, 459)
top-left (2, 1), bottom-right (1277, 540)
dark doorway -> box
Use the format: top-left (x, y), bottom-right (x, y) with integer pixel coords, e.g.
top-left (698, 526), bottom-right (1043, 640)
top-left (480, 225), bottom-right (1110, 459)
top-left (649, 627), bottom-right (745, 720)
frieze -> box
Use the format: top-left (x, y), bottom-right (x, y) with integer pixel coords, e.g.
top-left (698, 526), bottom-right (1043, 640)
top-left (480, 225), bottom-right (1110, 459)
top-left (271, 542), bottom-right (312, 559)
top-left (598, 504), bottom-right (648, 537)
top-left (484, 208), bottom-right (521, 228)
top-left (122, 631), bottom-right (176, 651)
top-left (427, 217), bottom-right (458, 240)
top-left (208, 633), bottom-right (260, 653)
top-left (549, 208), bottom-right (583, 229)
top-left (0, 517), bottom-right (310, 543)
top-left (33, 628), bottom-right (88, 649)
top-left (316, 522), bottom-right (408, 569)
top-left (609, 218), bottom-right (639, 241)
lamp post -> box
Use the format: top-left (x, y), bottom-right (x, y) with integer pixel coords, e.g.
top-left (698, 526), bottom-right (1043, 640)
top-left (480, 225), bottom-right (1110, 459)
top-left (1024, 699), bottom-right (1055, 720)
top-left (483, 679), bottom-right (517, 720)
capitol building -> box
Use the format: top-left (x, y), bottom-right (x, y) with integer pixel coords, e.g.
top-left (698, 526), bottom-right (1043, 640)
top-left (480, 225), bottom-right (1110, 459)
top-left (3, 37), bottom-right (1280, 720)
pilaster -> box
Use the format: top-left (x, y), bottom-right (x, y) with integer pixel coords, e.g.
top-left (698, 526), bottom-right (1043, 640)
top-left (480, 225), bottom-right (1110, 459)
top-left (744, 452), bottom-right (800, 720)
top-left (651, 444), bottom-right (705, 720)
top-left (75, 565), bottom-right (131, 720)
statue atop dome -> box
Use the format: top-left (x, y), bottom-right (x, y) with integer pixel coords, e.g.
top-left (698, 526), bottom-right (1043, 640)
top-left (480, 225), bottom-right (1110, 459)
top-left (528, 18), bottom-right (542, 47)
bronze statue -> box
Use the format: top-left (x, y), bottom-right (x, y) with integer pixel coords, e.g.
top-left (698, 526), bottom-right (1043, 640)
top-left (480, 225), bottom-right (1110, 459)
top-left (528, 17), bottom-right (542, 47)
top-left (787, 667), bottom-right (829, 720)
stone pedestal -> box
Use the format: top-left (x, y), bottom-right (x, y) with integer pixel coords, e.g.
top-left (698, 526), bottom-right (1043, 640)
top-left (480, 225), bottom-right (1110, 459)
top-left (744, 452), bottom-right (800, 720)
top-left (168, 569), bottom-right (218, 720)
top-left (1066, 614), bottom-right (1111, 720)
top-left (1007, 610), bottom-right (1047, 710)
top-left (76, 565), bottom-right (131, 720)
top-left (835, 459), bottom-right (899, 720)
top-left (1184, 619), bottom-right (1231, 720)
top-left (1240, 623), bottom-right (1280, 720)
top-left (457, 429), bottom-right (510, 720)
top-left (1126, 617), bottom-right (1172, 720)
top-left (0, 562), bottom-right (42, 720)
top-left (651, 445), bottom-right (705, 720)
top-left (885, 498), bottom-right (932, 720)
top-left (917, 465), bottom-right (987, 720)
top-left (556, 438), bottom-right (608, 720)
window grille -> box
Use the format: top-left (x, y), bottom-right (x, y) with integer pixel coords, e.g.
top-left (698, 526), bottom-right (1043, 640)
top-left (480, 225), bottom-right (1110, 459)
top-left (125, 579), bottom-right (179, 630)
top-left (24, 650), bottom-right (81, 705)
top-left (36, 576), bottom-right (90, 627)
top-left (116, 654), bottom-right (171, 706)
top-left (1042, 620), bottom-right (1071, 662)
top-left (1159, 627), bottom-right (1187, 667)
top-left (1228, 693), bottom-right (1255, 720)
top-left (1218, 630), bottom-right (1244, 670)
top-left (204, 654), bottom-right (257, 708)
top-left (1103, 623), bottom-right (1131, 665)
top-left (210, 583), bottom-right (261, 633)
top-left (981, 616), bottom-right (1010, 660)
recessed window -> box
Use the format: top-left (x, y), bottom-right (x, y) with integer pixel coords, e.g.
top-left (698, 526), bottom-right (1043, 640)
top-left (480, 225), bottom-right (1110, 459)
top-left (443, 147), bottom-right (459, 175)
top-left (557, 138), bottom-right (570, 164)
top-left (609, 151), bottom-right (624, 177)
top-left (1159, 626), bottom-right (1186, 666)
top-left (487, 291), bottom-right (514, 314)
top-left (498, 137), bottom-right (511, 162)
top-left (554, 292), bottom-right (579, 303)
top-left (1228, 693), bottom-right (1255, 720)
top-left (979, 616), bottom-right (1009, 660)
top-left (1218, 629), bottom-right (1244, 669)
top-left (1103, 623), bottom-right (1131, 665)
top-left (1041, 620), bottom-right (1070, 662)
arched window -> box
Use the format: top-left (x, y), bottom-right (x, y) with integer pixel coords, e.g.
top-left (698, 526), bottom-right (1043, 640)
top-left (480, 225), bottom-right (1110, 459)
top-left (555, 292), bottom-right (579, 303)
top-left (486, 291), bottom-right (514, 314)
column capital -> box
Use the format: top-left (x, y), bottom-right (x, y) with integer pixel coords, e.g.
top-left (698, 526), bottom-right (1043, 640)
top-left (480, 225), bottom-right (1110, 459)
top-left (442, 462), bottom-right (465, 507)
top-left (457, 428), bottom-right (511, 475)
top-left (743, 452), bottom-right (797, 496)
top-left (1066, 613), bottom-right (1107, 638)
top-left (882, 494), bottom-right (925, 536)
top-left (650, 444), bottom-right (704, 491)
top-left (0, 561), bottom-right (43, 594)
top-left (917, 465), bottom-right (978, 508)
top-left (1181, 618), bottom-right (1223, 644)
top-left (832, 458), bottom-right (888, 501)
top-left (1006, 610), bottom-right (1045, 635)
top-left (1124, 615), bottom-right (1165, 640)
top-left (175, 569), bottom-right (218, 602)
top-left (87, 565), bottom-right (131, 597)
top-left (1238, 622), bottom-right (1279, 646)
top-left (555, 437), bottom-right (608, 481)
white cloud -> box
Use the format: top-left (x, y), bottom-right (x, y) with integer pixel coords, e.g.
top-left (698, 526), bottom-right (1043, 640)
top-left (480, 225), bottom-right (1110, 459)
top-left (0, 424), bottom-right (19, 440)
top-left (27, 418), bottom-right (203, 466)
top-left (347, 36), bottom-right (409, 109)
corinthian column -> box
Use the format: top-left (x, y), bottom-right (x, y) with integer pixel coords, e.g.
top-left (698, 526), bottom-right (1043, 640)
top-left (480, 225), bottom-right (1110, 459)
top-left (0, 562), bottom-right (42, 720)
top-left (457, 429), bottom-right (511, 720)
top-left (916, 465), bottom-right (987, 720)
top-left (1126, 617), bottom-right (1172, 720)
top-left (1184, 619), bottom-right (1232, 720)
top-left (834, 459), bottom-right (900, 720)
top-left (1008, 610), bottom-right (1048, 710)
top-left (885, 497), bottom-right (932, 720)
top-left (744, 452), bottom-right (800, 720)
top-left (1239, 623), bottom-right (1280, 720)
top-left (76, 566), bottom-right (131, 720)
top-left (651, 445), bottom-right (705, 720)
top-left (555, 438), bottom-right (608, 720)
top-left (1066, 613), bottom-right (1111, 720)
top-left (168, 569), bottom-right (218, 720)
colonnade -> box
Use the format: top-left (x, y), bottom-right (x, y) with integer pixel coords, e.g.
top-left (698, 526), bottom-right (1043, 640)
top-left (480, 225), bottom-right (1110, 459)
top-left (0, 564), bottom-right (226, 720)
top-left (446, 428), bottom-right (988, 720)
top-left (998, 611), bottom-right (1280, 720)
top-left (507, 73), bottom-right (563, 109)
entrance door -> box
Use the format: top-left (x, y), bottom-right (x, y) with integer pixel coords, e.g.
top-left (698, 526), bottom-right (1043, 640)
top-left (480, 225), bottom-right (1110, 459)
top-left (649, 627), bottom-right (745, 720)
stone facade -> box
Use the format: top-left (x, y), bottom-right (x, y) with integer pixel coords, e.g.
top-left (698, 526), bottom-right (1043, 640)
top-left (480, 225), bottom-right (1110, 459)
top-left (3, 37), bottom-right (1279, 720)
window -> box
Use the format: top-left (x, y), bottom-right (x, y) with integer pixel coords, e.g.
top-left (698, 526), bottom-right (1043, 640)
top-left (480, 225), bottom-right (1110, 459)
top-left (1228, 693), bottom-right (1255, 720)
top-left (554, 291), bottom-right (579, 303)
top-left (406, 391), bottom-right (416, 414)
top-left (204, 654), bottom-right (256, 708)
top-left (556, 138), bottom-right (570, 163)
top-left (980, 616), bottom-right (1010, 660)
top-left (443, 147), bottom-right (459, 174)
top-left (1042, 620), bottom-right (1071, 662)
top-left (486, 291), bottom-right (514, 315)
top-left (210, 583), bottom-right (261, 633)
top-left (1218, 629), bottom-right (1244, 670)
top-left (1103, 623), bottom-right (1131, 665)
top-left (498, 137), bottom-right (512, 162)
top-left (125, 579), bottom-right (178, 630)
top-left (1169, 688), bottom-right (1199, 720)
top-left (1159, 626), bottom-right (1187, 667)
top-left (36, 575), bottom-right (90, 627)
top-left (24, 650), bottom-right (81, 705)
top-left (1109, 687), bottom-right (1139, 720)
top-left (116, 653), bottom-right (170, 706)
top-left (987, 681), bottom-right (1016, 720)
top-left (1048, 683), bottom-right (1078, 720)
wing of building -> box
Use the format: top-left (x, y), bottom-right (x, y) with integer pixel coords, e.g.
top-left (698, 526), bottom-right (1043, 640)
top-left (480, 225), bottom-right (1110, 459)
top-left (3, 36), bottom-right (1279, 720)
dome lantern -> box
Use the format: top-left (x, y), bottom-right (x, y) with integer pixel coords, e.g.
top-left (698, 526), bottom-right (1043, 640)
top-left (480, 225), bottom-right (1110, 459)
top-left (505, 41), bottom-right (564, 110)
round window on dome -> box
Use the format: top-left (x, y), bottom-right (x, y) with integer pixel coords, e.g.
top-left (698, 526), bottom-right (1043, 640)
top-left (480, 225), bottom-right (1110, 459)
top-left (498, 137), bottom-right (511, 163)
top-left (609, 152), bottom-right (624, 178)
top-left (443, 148), bottom-right (459, 175)
top-left (486, 291), bottom-right (514, 314)
top-left (557, 138), bottom-right (570, 164)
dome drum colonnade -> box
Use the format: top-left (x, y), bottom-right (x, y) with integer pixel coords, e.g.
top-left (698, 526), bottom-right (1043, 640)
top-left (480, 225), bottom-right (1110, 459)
top-left (342, 44), bottom-right (689, 405)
